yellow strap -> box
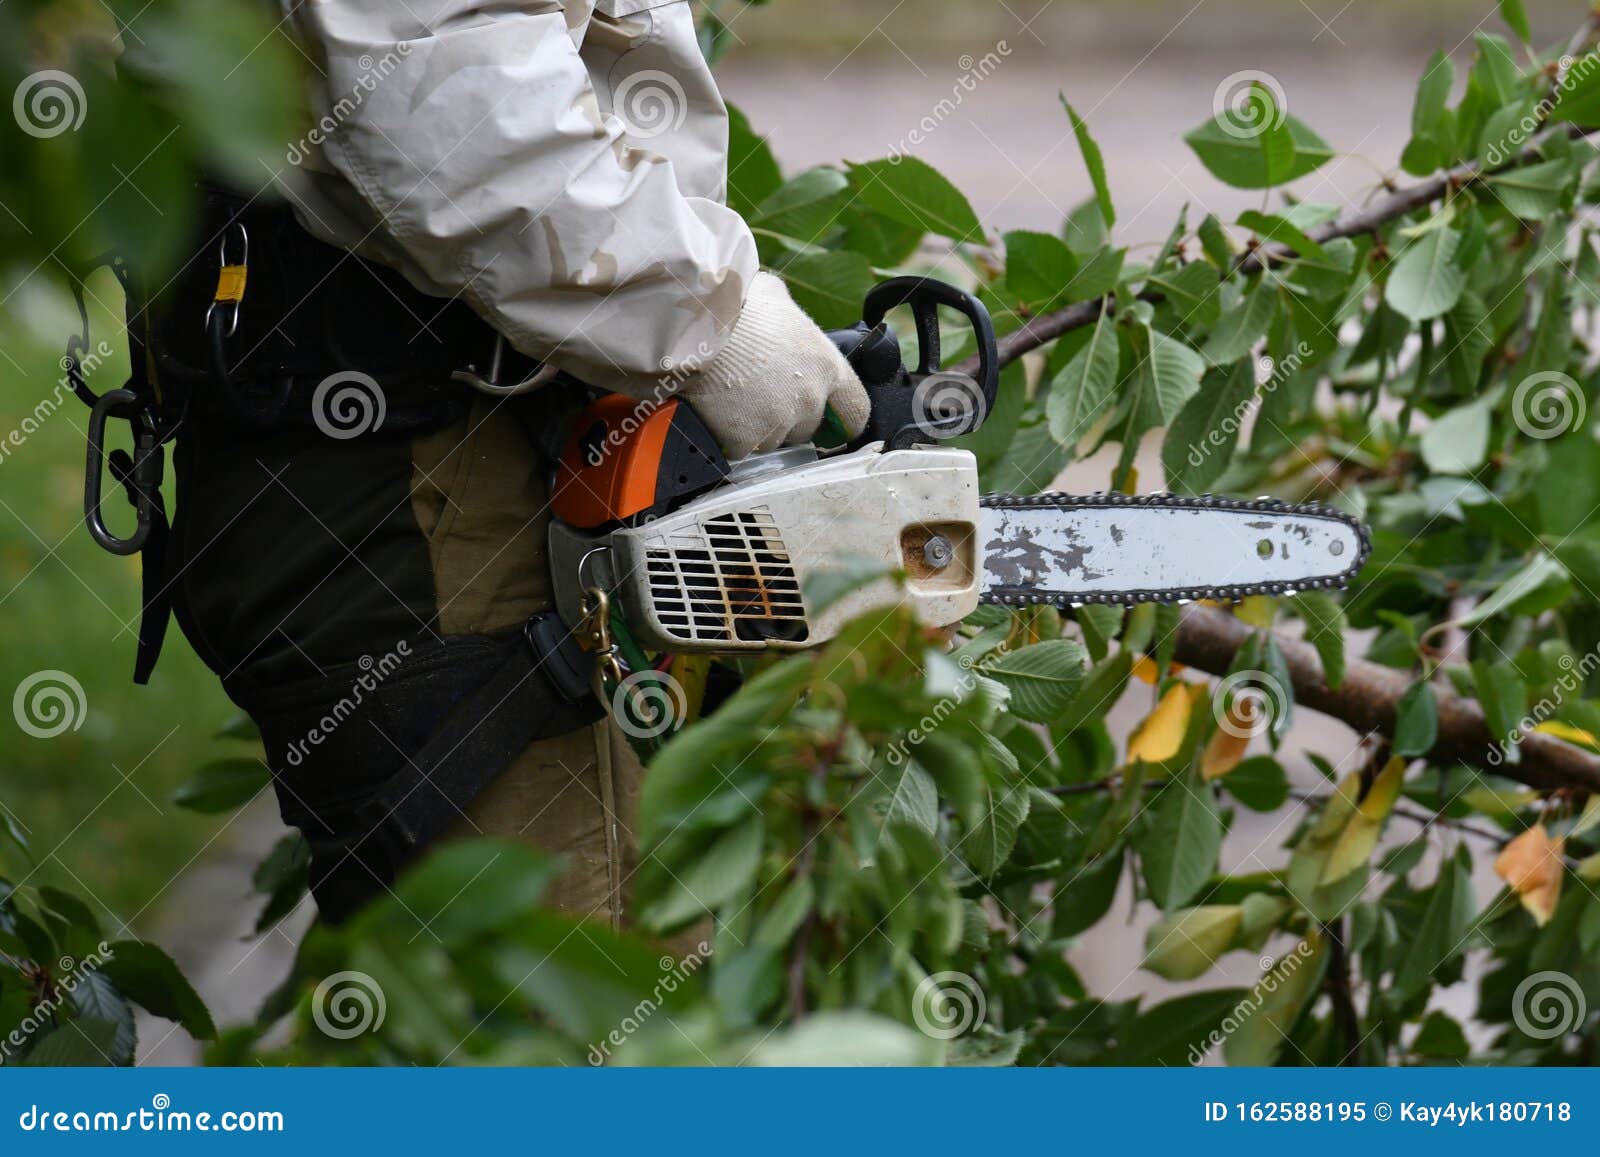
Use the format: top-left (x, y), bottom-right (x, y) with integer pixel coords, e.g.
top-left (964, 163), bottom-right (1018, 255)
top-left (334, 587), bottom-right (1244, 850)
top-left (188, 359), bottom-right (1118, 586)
top-left (213, 264), bottom-right (248, 304)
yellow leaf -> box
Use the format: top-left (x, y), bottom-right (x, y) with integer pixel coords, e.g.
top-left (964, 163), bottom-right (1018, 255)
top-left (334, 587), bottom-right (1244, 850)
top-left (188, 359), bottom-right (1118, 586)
top-left (1234, 596), bottom-right (1278, 629)
top-left (1131, 656), bottom-right (1161, 685)
top-left (1494, 824), bottom-right (1566, 927)
top-left (1143, 905), bottom-right (1243, 981)
top-left (1572, 796), bottom-right (1600, 841)
top-left (1321, 758), bottom-right (1407, 886)
top-left (1534, 720), bottom-right (1600, 751)
top-left (1118, 467), bottom-right (1139, 495)
top-left (1200, 697), bottom-right (1257, 781)
top-left (1126, 682), bottom-right (1195, 765)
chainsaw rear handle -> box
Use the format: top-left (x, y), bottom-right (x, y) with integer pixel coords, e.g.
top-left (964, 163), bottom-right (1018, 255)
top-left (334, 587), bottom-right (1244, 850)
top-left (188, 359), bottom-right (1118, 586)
top-left (828, 276), bottom-right (999, 451)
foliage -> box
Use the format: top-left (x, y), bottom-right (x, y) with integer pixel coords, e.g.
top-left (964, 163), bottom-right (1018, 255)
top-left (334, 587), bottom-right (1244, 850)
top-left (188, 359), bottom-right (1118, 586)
top-left (7, 0), bottom-right (1600, 1067)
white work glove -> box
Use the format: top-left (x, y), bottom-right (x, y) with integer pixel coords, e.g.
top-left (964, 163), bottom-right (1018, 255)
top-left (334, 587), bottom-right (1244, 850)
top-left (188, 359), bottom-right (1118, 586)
top-left (678, 272), bottom-right (871, 461)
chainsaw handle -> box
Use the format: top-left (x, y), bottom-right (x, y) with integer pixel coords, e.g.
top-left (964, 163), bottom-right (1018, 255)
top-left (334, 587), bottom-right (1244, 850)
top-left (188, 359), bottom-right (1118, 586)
top-left (840, 277), bottom-right (999, 451)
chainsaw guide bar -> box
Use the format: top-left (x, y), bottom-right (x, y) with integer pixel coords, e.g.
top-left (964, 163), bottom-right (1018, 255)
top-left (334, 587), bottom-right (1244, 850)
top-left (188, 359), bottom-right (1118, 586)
top-left (977, 491), bottom-right (1372, 609)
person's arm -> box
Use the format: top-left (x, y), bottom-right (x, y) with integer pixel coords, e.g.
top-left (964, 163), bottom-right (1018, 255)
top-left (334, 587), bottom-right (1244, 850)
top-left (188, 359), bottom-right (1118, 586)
top-left (287, 0), bottom-right (866, 455)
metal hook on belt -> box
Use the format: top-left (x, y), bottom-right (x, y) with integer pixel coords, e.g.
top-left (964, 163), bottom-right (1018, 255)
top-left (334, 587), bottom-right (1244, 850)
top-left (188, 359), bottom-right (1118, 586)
top-left (203, 222), bottom-right (249, 339)
top-left (85, 388), bottom-right (161, 555)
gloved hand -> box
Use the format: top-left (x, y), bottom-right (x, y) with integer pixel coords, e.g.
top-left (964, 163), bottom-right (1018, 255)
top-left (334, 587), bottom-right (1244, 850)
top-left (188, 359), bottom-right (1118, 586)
top-left (678, 272), bottom-right (871, 460)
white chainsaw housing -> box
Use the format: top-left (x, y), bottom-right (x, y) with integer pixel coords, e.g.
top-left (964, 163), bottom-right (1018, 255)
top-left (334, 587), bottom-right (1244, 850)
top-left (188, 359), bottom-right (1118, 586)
top-left (550, 445), bottom-right (983, 653)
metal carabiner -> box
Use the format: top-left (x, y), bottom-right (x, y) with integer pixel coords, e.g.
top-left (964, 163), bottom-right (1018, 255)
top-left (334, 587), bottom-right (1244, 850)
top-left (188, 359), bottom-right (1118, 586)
top-left (85, 388), bottom-right (159, 556)
top-left (203, 222), bottom-right (249, 338)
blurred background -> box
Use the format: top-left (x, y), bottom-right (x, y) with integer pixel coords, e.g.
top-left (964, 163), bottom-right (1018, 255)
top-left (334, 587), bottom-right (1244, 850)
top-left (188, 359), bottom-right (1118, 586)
top-left (0, 0), bottom-right (1571, 1059)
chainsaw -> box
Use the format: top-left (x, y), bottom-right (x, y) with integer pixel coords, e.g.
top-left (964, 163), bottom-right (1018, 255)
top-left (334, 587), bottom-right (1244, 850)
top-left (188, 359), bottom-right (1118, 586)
top-left (548, 277), bottom-right (1369, 654)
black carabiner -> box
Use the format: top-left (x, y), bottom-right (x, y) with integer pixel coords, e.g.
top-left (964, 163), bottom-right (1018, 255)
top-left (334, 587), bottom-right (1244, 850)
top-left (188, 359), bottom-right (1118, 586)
top-left (85, 388), bottom-right (159, 556)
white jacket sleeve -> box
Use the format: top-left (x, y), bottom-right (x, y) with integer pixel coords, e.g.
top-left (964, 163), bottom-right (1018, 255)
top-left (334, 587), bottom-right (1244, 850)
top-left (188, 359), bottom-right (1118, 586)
top-left (281, 0), bottom-right (759, 393)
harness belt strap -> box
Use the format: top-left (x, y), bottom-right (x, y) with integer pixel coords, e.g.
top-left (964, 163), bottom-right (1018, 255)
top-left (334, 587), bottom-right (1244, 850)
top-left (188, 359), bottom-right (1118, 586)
top-left (242, 615), bottom-right (603, 923)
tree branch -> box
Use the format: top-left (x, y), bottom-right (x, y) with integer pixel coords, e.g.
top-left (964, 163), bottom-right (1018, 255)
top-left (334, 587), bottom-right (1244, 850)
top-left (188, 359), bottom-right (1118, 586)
top-left (958, 127), bottom-right (1598, 375)
top-left (1172, 605), bottom-right (1600, 795)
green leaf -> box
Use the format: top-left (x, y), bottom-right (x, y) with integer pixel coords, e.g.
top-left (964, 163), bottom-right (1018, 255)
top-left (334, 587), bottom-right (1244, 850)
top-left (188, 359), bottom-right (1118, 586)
top-left (1162, 360), bottom-right (1256, 493)
top-left (1053, 845), bottom-right (1126, 937)
top-left (752, 166), bottom-right (849, 241)
top-left (965, 781), bottom-right (1031, 879)
top-left (1223, 934), bottom-right (1328, 1066)
top-left (1393, 680), bottom-right (1439, 758)
top-left (1421, 396), bottom-right (1493, 475)
top-left (846, 157), bottom-right (982, 242)
top-left (780, 249), bottom-right (875, 329)
top-left (641, 815), bottom-right (765, 931)
top-left (1384, 226), bottom-right (1466, 322)
top-left (1412, 1010), bottom-right (1471, 1058)
top-left (880, 761), bottom-right (940, 837)
top-left (1290, 592), bottom-right (1347, 690)
top-left (1005, 229), bottom-right (1079, 310)
top-left (1055, 651), bottom-right (1134, 735)
top-left (1109, 988), bottom-right (1249, 1065)
top-left (1391, 857), bottom-right (1477, 1000)
top-left (1498, 0), bottom-right (1531, 42)
top-left (1236, 210), bottom-right (1328, 261)
top-left (98, 941), bottom-right (216, 1040)
top-left (1185, 111), bottom-right (1333, 189)
top-left (18, 1019), bottom-right (125, 1067)
top-left (949, 1025), bottom-right (1025, 1067)
top-left (1138, 770), bottom-right (1224, 910)
top-left (1143, 905), bottom-right (1242, 981)
top-left (978, 639), bottom-right (1089, 724)
top-left (1202, 279), bottom-right (1278, 365)
top-left (1550, 54), bottom-right (1600, 128)
top-left (1472, 659), bottom-right (1527, 763)
top-left (1046, 307), bottom-right (1121, 451)
top-left (1485, 160), bottom-right (1572, 221)
top-left (725, 103), bottom-right (782, 219)
top-left (1221, 756), bottom-right (1290, 812)
top-left (1063, 98), bottom-right (1115, 227)
top-left (1124, 325), bottom-right (1205, 451)
top-left (360, 839), bottom-right (559, 947)
top-left (170, 758), bottom-right (271, 814)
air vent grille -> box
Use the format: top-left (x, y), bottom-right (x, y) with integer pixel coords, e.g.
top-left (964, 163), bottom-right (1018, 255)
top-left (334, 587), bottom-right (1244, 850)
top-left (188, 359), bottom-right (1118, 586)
top-left (643, 508), bottom-right (809, 644)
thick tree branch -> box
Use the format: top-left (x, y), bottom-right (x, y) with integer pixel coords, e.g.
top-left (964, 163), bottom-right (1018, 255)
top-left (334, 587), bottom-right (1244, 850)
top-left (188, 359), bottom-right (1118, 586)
top-left (1172, 605), bottom-right (1600, 795)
